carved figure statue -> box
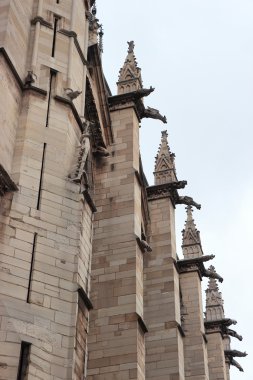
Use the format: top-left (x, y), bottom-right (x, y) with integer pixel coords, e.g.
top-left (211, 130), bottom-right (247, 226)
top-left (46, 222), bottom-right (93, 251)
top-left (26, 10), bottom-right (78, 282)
top-left (230, 358), bottom-right (244, 372)
top-left (24, 71), bottom-right (37, 86)
top-left (127, 40), bottom-right (135, 53)
top-left (64, 88), bottom-right (82, 101)
top-left (94, 146), bottom-right (110, 157)
top-left (143, 106), bottom-right (167, 124)
top-left (177, 196), bottom-right (201, 210)
top-left (226, 328), bottom-right (243, 341)
top-left (203, 268), bottom-right (223, 283)
top-left (136, 237), bottom-right (152, 253)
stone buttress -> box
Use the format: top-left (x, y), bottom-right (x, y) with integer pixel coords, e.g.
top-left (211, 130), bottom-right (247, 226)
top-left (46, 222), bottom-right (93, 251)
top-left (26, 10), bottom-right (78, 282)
top-left (178, 207), bottom-right (210, 380)
top-left (87, 41), bottom-right (149, 380)
top-left (144, 131), bottom-right (185, 380)
top-left (204, 267), bottom-right (247, 379)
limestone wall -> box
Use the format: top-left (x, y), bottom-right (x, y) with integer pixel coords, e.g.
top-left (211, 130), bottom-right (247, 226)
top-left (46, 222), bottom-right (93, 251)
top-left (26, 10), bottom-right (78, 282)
top-left (0, 1), bottom-right (93, 379)
top-left (87, 106), bottom-right (145, 380)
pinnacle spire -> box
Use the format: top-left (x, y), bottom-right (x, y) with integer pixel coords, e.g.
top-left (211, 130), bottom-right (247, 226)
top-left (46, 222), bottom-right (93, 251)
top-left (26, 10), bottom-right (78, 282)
top-left (117, 41), bottom-right (143, 94)
top-left (205, 265), bottom-right (225, 321)
top-left (154, 130), bottom-right (177, 185)
top-left (181, 206), bottom-right (203, 258)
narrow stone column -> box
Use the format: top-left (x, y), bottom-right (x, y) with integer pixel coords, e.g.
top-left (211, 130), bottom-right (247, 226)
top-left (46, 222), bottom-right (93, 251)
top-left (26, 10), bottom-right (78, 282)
top-left (87, 41), bottom-right (146, 380)
top-left (179, 207), bottom-right (210, 380)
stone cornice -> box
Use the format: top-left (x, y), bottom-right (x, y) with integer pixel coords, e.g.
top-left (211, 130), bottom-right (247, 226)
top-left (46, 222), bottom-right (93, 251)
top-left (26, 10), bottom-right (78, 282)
top-left (146, 181), bottom-right (187, 203)
top-left (108, 87), bottom-right (154, 122)
top-left (31, 16), bottom-right (52, 28)
top-left (177, 255), bottom-right (215, 279)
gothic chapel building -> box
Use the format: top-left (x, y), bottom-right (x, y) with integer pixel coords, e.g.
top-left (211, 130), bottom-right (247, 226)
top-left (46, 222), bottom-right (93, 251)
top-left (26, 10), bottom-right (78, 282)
top-left (0, 1), bottom-right (246, 379)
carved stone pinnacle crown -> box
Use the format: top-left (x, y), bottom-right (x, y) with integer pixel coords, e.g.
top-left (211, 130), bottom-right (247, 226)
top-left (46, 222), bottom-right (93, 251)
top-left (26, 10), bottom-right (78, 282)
top-left (154, 130), bottom-right (177, 185)
top-left (181, 206), bottom-right (203, 259)
top-left (117, 41), bottom-right (143, 95)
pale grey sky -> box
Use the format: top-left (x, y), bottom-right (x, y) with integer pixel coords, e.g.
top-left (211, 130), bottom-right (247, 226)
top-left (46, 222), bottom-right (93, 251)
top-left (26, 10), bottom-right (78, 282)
top-left (99, 1), bottom-right (253, 378)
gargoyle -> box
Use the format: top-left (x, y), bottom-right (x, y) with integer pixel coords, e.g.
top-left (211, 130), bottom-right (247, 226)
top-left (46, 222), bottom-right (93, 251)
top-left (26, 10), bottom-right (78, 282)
top-left (223, 318), bottom-right (237, 326)
top-left (93, 146), bottom-right (110, 157)
top-left (203, 268), bottom-right (223, 283)
top-left (143, 106), bottom-right (167, 124)
top-left (230, 358), bottom-right (244, 372)
top-left (64, 88), bottom-right (82, 100)
top-left (225, 328), bottom-right (243, 341)
top-left (177, 196), bottom-right (201, 210)
top-left (225, 350), bottom-right (247, 358)
top-left (134, 87), bottom-right (155, 99)
top-left (136, 237), bottom-right (152, 253)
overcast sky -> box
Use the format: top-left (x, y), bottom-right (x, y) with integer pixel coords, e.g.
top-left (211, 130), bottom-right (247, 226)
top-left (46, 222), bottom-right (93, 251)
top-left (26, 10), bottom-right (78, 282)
top-left (98, 1), bottom-right (253, 378)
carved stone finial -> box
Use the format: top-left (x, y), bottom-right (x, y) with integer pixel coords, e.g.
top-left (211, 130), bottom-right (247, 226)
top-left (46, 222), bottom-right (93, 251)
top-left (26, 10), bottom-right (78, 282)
top-left (181, 206), bottom-right (203, 258)
top-left (154, 130), bottom-right (177, 185)
top-left (127, 40), bottom-right (135, 53)
top-left (205, 266), bottom-right (225, 321)
top-left (98, 25), bottom-right (104, 53)
top-left (117, 41), bottom-right (143, 95)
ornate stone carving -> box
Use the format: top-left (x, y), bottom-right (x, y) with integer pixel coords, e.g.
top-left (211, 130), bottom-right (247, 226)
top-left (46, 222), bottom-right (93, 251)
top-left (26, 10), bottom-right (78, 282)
top-left (225, 328), bottom-right (242, 341)
top-left (64, 88), bottom-right (82, 101)
top-left (143, 106), bottom-right (167, 124)
top-left (225, 350), bottom-right (247, 358)
top-left (117, 41), bottom-right (142, 94)
top-left (69, 132), bottom-right (91, 183)
top-left (85, 79), bottom-right (106, 149)
top-left (146, 181), bottom-right (187, 202)
top-left (24, 70), bottom-right (37, 87)
top-left (181, 206), bottom-right (203, 258)
top-left (177, 196), bottom-right (201, 210)
top-left (154, 131), bottom-right (177, 185)
top-left (204, 265), bottom-right (223, 283)
top-left (127, 40), bottom-right (135, 53)
top-left (136, 236), bottom-right (152, 253)
top-left (230, 358), bottom-right (244, 372)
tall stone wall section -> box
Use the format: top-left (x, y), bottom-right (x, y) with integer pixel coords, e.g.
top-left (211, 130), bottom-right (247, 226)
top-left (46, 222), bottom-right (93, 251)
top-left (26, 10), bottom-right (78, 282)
top-left (145, 196), bottom-right (185, 380)
top-left (87, 105), bottom-right (145, 380)
top-left (0, 1), bottom-right (93, 379)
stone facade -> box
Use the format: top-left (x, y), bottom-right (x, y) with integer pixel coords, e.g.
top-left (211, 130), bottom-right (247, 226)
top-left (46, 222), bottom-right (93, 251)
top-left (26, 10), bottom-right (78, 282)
top-left (0, 1), bottom-right (246, 379)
